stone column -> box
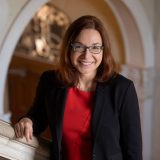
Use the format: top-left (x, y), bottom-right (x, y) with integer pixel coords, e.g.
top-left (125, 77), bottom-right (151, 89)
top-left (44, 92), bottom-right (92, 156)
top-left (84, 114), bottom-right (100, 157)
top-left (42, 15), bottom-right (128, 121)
top-left (0, 83), bottom-right (11, 122)
top-left (152, 68), bottom-right (160, 160)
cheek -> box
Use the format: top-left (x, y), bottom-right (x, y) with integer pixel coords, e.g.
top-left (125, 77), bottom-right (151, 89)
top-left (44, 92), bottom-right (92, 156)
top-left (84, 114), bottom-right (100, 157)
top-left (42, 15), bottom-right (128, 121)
top-left (70, 53), bottom-right (77, 66)
top-left (96, 54), bottom-right (103, 64)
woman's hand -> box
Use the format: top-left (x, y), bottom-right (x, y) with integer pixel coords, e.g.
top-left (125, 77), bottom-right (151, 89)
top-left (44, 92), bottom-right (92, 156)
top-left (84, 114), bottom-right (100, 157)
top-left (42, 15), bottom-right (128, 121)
top-left (14, 117), bottom-right (33, 142)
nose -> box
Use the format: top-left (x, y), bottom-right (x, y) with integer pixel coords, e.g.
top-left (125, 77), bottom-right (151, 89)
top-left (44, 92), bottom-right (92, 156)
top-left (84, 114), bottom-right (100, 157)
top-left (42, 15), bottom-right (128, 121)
top-left (82, 48), bottom-right (91, 58)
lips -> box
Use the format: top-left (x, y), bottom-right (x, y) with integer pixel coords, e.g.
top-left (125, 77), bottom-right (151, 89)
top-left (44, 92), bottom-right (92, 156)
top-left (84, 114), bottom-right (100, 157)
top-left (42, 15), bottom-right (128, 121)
top-left (79, 60), bottom-right (94, 66)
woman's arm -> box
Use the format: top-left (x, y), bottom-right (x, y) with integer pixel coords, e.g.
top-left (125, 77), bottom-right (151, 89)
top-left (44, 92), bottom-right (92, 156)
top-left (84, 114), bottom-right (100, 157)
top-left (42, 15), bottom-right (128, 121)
top-left (14, 71), bottom-right (49, 141)
top-left (119, 82), bottom-right (142, 160)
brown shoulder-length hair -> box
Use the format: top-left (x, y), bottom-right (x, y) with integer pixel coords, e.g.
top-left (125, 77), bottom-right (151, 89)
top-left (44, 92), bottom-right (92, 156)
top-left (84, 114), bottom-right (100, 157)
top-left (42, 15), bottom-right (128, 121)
top-left (57, 15), bottom-right (117, 85)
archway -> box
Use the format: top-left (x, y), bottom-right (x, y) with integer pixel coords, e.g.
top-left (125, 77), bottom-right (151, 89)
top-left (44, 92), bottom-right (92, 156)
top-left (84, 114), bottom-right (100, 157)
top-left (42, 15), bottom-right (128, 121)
top-left (0, 0), bottom-right (49, 121)
top-left (107, 0), bottom-right (154, 67)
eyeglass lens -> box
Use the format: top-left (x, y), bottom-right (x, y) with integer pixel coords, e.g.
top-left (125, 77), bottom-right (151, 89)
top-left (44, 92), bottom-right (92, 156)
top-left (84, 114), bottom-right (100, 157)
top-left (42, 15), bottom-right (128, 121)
top-left (71, 43), bottom-right (103, 54)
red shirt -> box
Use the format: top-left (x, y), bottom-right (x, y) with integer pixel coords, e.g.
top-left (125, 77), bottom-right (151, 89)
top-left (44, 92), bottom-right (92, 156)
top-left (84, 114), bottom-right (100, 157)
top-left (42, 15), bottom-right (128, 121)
top-left (62, 87), bottom-right (95, 160)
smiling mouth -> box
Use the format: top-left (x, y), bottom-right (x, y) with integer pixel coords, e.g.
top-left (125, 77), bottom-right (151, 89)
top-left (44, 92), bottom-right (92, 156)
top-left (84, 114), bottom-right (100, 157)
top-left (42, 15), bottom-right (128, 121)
top-left (79, 61), bottom-right (93, 66)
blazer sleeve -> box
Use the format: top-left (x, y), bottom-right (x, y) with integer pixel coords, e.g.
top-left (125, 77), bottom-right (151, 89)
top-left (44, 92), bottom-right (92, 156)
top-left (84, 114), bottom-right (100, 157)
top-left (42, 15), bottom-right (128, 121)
top-left (119, 82), bottom-right (142, 160)
top-left (26, 71), bottom-right (49, 135)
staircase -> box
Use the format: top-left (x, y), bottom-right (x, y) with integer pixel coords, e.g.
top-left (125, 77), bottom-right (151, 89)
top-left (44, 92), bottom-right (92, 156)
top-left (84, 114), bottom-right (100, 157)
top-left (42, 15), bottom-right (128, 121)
top-left (0, 120), bottom-right (49, 160)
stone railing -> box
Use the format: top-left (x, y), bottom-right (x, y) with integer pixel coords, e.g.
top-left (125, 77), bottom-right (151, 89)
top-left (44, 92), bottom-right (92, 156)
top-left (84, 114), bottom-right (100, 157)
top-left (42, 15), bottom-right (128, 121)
top-left (0, 120), bottom-right (50, 160)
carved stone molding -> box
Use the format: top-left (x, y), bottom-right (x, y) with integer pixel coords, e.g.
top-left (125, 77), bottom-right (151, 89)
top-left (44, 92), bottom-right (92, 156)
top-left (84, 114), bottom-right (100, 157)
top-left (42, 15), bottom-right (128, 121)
top-left (0, 120), bottom-right (49, 160)
top-left (120, 64), bottom-right (156, 101)
top-left (120, 65), bottom-right (144, 102)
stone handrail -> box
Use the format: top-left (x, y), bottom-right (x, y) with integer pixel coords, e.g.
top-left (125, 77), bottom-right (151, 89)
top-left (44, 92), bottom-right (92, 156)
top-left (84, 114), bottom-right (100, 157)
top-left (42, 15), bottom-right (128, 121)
top-left (0, 119), bottom-right (50, 160)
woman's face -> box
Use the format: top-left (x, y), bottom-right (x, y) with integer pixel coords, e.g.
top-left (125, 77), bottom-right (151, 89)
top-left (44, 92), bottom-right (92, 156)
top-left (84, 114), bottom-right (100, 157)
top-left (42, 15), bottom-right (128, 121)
top-left (70, 29), bottom-right (103, 78)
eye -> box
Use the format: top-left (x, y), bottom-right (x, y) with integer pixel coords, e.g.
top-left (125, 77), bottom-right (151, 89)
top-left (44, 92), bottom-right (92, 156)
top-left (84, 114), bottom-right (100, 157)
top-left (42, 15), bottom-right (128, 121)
top-left (71, 43), bottom-right (85, 52)
top-left (71, 43), bottom-right (83, 48)
top-left (91, 46), bottom-right (101, 49)
top-left (75, 44), bottom-right (83, 49)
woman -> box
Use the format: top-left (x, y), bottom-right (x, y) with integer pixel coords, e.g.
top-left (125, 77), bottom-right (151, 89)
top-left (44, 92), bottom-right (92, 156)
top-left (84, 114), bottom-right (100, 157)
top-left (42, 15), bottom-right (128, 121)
top-left (14, 15), bottom-right (142, 160)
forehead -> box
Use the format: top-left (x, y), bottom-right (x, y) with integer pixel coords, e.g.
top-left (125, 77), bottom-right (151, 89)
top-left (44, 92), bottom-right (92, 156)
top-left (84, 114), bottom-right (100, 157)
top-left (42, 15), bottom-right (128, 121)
top-left (75, 29), bottom-right (102, 44)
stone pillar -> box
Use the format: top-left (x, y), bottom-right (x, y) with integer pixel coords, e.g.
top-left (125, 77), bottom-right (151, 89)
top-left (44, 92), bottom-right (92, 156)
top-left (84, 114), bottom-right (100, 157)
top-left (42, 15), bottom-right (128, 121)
top-left (152, 68), bottom-right (160, 160)
top-left (0, 83), bottom-right (11, 122)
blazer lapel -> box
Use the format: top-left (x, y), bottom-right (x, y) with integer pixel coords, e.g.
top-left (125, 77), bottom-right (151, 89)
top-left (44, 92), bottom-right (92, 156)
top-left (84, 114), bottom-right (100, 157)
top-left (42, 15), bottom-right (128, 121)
top-left (92, 83), bottom-right (110, 142)
top-left (55, 87), bottom-right (68, 150)
top-left (49, 86), bottom-right (68, 151)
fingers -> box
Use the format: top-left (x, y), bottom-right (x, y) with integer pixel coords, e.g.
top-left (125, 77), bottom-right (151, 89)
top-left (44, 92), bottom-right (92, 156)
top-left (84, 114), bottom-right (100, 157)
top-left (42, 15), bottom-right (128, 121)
top-left (14, 122), bottom-right (24, 138)
top-left (24, 122), bottom-right (33, 142)
top-left (14, 118), bottom-right (33, 142)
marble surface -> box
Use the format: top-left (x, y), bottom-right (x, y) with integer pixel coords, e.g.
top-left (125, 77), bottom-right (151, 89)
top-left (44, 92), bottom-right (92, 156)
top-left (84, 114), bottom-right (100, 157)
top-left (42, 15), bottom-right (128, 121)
top-left (0, 119), bottom-right (50, 160)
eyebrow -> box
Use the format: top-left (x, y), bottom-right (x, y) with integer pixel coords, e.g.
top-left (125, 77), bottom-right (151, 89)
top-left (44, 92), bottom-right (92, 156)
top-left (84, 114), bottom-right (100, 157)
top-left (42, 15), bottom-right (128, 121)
top-left (74, 41), bottom-right (103, 46)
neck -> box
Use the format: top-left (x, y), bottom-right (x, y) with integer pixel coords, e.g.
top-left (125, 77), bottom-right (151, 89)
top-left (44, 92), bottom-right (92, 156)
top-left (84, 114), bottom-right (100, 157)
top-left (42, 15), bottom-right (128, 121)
top-left (76, 75), bottom-right (96, 91)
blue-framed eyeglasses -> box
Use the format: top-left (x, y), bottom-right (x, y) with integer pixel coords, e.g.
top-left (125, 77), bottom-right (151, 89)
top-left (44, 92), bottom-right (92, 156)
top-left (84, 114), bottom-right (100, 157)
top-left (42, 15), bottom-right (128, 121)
top-left (71, 42), bottom-right (103, 54)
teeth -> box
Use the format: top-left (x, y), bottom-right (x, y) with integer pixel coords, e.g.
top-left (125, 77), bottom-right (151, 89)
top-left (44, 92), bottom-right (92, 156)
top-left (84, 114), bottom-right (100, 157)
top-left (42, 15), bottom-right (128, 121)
top-left (80, 61), bottom-right (92, 65)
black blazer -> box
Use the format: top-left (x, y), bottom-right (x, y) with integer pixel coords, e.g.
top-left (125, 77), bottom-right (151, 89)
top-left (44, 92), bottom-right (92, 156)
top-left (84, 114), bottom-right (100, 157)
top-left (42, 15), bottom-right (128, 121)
top-left (26, 70), bottom-right (142, 160)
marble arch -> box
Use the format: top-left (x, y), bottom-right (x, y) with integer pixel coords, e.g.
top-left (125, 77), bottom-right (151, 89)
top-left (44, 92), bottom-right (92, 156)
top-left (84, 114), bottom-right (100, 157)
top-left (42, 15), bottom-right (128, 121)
top-left (0, 0), bottom-right (49, 121)
top-left (107, 0), bottom-right (154, 67)
top-left (0, 0), bottom-right (155, 159)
